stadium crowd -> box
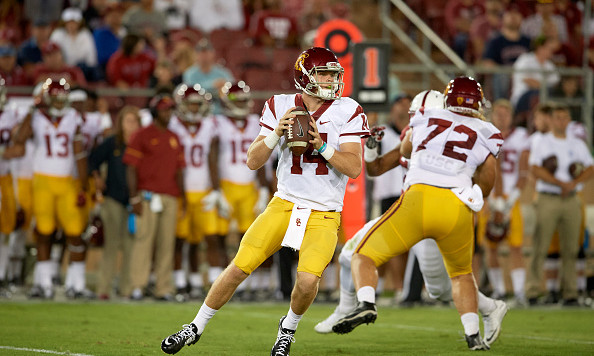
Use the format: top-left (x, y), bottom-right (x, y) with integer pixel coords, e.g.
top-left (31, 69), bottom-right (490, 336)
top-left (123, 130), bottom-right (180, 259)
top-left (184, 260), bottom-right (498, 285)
top-left (0, 0), bottom-right (593, 315)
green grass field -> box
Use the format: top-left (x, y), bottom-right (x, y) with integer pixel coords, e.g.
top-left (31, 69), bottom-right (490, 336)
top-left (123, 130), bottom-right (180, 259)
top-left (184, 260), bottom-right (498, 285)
top-left (1, 301), bottom-right (593, 355)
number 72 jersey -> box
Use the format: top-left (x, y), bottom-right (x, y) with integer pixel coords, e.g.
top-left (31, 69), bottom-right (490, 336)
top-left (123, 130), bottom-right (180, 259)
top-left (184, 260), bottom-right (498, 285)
top-left (405, 108), bottom-right (503, 190)
top-left (32, 108), bottom-right (82, 177)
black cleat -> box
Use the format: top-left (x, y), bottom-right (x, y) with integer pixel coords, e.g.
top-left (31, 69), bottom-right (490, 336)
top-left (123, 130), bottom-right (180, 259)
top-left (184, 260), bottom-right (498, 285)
top-left (270, 316), bottom-right (295, 356)
top-left (332, 301), bottom-right (377, 334)
top-left (161, 323), bottom-right (200, 354)
top-left (465, 332), bottom-right (490, 350)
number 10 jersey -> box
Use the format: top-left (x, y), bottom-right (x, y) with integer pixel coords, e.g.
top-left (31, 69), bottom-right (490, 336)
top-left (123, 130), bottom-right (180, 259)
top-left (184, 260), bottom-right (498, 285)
top-left (259, 94), bottom-right (370, 212)
top-left (406, 108), bottom-right (502, 190)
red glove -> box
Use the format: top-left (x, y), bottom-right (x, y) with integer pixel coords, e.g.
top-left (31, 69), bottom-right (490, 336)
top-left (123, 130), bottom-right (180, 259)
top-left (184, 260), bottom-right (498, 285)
top-left (76, 191), bottom-right (87, 207)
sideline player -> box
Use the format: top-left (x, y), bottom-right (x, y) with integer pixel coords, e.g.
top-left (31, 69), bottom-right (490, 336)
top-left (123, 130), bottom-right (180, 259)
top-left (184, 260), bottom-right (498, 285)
top-left (333, 77), bottom-right (503, 351)
top-left (13, 78), bottom-right (89, 299)
top-left (316, 90), bottom-right (507, 347)
top-left (161, 47), bottom-right (369, 355)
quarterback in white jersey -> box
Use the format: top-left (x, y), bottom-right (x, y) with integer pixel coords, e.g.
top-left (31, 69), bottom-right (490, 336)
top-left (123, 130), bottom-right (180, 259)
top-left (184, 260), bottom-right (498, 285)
top-left (161, 47), bottom-right (368, 356)
top-left (336, 77), bottom-right (503, 351)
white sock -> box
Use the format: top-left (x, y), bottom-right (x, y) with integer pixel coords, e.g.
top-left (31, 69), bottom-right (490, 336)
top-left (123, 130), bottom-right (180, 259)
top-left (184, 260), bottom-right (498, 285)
top-left (487, 268), bottom-right (505, 296)
top-left (174, 269), bottom-right (187, 289)
top-left (376, 277), bottom-right (385, 295)
top-left (70, 261), bottom-right (86, 291)
top-left (64, 264), bottom-right (74, 289)
top-left (477, 291), bottom-right (497, 315)
top-left (356, 286), bottom-right (376, 304)
top-left (281, 307), bottom-right (302, 330)
top-left (0, 234), bottom-right (9, 280)
top-left (461, 312), bottom-right (480, 336)
top-left (338, 286), bottom-right (357, 313)
top-left (576, 260), bottom-right (586, 291)
top-left (189, 272), bottom-right (203, 289)
top-left (191, 303), bottom-right (218, 335)
top-left (38, 260), bottom-right (53, 289)
top-left (208, 267), bottom-right (223, 284)
top-left (510, 268), bottom-right (526, 299)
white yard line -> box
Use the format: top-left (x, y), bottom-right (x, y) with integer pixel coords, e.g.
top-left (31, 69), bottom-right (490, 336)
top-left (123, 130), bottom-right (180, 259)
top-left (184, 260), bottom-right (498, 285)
top-left (0, 346), bottom-right (94, 356)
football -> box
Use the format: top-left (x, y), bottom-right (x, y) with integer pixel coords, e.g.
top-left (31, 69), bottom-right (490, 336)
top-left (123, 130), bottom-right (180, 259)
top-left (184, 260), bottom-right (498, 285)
top-left (285, 106), bottom-right (312, 156)
top-left (542, 155), bottom-right (558, 175)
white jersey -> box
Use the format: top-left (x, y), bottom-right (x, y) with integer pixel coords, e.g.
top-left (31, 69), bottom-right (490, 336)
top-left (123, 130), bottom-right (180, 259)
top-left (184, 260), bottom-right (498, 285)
top-left (0, 108), bottom-right (22, 176)
top-left (80, 112), bottom-right (103, 152)
top-left (217, 114), bottom-right (261, 184)
top-left (405, 108), bottom-right (503, 189)
top-left (168, 115), bottom-right (218, 192)
top-left (372, 125), bottom-right (406, 201)
top-left (499, 127), bottom-right (530, 195)
top-left (529, 132), bottom-right (593, 194)
top-left (31, 108), bottom-right (82, 177)
top-left (259, 94), bottom-right (370, 212)
top-left (10, 107), bottom-right (34, 179)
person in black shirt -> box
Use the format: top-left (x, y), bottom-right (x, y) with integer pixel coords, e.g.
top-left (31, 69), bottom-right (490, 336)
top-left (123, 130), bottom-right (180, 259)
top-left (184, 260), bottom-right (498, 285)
top-left (90, 106), bottom-right (141, 300)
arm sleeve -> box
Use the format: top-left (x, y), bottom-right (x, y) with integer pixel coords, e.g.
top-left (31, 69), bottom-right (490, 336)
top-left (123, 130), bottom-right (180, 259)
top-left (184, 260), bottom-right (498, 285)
top-left (83, 31), bottom-right (98, 67)
top-left (578, 142), bottom-right (594, 167)
top-left (258, 96), bottom-right (278, 136)
top-left (528, 137), bottom-right (543, 166)
top-left (339, 105), bottom-right (370, 144)
top-left (175, 136), bottom-right (186, 169)
top-left (122, 132), bottom-right (143, 166)
top-left (89, 137), bottom-right (112, 172)
top-left (481, 124), bottom-right (503, 158)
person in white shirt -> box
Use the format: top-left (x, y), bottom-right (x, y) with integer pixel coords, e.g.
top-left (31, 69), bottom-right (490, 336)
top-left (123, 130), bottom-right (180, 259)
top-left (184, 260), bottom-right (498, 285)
top-left (50, 8), bottom-right (97, 73)
top-left (526, 104), bottom-right (594, 306)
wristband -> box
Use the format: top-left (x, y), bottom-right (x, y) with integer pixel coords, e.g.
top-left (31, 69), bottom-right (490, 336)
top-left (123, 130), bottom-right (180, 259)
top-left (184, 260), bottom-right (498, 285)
top-left (264, 131), bottom-right (280, 149)
top-left (364, 145), bottom-right (378, 163)
top-left (318, 142), bottom-right (327, 153)
top-left (321, 145), bottom-right (335, 160)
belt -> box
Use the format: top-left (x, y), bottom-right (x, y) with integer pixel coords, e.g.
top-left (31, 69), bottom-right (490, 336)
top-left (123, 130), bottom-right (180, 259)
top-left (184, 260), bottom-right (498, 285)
top-left (539, 191), bottom-right (576, 197)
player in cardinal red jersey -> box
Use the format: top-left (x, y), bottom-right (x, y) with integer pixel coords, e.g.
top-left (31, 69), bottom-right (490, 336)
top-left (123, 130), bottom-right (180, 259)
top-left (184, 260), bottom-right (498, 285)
top-left (162, 47), bottom-right (369, 355)
top-left (13, 78), bottom-right (89, 299)
top-left (334, 77), bottom-right (503, 351)
top-left (169, 83), bottom-right (229, 300)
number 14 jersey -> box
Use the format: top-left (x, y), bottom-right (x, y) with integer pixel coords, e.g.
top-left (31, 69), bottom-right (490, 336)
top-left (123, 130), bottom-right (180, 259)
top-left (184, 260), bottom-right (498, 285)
top-left (259, 94), bottom-right (369, 212)
top-left (406, 108), bottom-right (502, 190)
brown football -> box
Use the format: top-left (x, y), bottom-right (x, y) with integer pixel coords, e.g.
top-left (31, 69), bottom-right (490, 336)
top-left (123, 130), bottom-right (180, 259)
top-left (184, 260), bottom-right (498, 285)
top-left (285, 106), bottom-right (312, 156)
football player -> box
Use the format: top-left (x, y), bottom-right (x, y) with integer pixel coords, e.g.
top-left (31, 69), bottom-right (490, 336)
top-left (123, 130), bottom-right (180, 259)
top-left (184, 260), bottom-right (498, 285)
top-left (13, 78), bottom-right (89, 299)
top-left (169, 83), bottom-right (229, 301)
top-left (332, 77), bottom-right (503, 351)
top-left (218, 81), bottom-right (273, 300)
top-left (482, 99), bottom-right (529, 303)
top-left (162, 47), bottom-right (369, 355)
top-left (316, 90), bottom-right (507, 348)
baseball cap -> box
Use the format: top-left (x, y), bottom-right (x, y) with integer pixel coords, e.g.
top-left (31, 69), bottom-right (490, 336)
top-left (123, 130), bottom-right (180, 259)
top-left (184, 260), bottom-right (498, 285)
top-left (0, 45), bottom-right (16, 57)
top-left (153, 96), bottom-right (176, 111)
top-left (41, 42), bottom-right (61, 56)
top-left (61, 7), bottom-right (83, 23)
top-left (392, 93), bottom-right (412, 104)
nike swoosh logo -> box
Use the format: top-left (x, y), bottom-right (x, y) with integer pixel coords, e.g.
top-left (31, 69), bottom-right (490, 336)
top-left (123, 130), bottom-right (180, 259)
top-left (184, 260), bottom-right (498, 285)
top-left (319, 121), bottom-right (330, 125)
top-left (323, 216), bottom-right (333, 219)
top-left (296, 119), bottom-right (304, 137)
top-left (163, 339), bottom-right (172, 346)
top-left (296, 207), bottom-right (307, 210)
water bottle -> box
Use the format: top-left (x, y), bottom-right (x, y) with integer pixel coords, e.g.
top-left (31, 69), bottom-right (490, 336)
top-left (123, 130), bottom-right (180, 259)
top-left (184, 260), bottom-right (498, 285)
top-left (127, 206), bottom-right (136, 235)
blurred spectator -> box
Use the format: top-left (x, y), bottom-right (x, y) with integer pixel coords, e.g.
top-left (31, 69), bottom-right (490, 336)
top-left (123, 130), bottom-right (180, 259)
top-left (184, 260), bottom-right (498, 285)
top-left (32, 41), bottom-right (87, 86)
top-left (188, 0), bottom-right (244, 33)
top-left (83, 87), bottom-right (113, 134)
top-left (17, 18), bottom-right (52, 79)
top-left (106, 34), bottom-right (156, 89)
top-left (0, 0), bottom-right (24, 45)
top-left (123, 95), bottom-right (185, 301)
top-left (122, 0), bottom-right (166, 43)
top-left (554, 0), bottom-right (581, 46)
top-left (91, 105), bottom-right (142, 300)
top-left (469, 0), bottom-right (502, 62)
top-left (171, 40), bottom-right (195, 75)
top-left (24, 0), bottom-right (64, 24)
top-left (527, 104), bottom-right (594, 306)
top-left (0, 45), bottom-right (28, 86)
top-left (50, 8), bottom-right (98, 81)
top-left (182, 39), bottom-right (233, 108)
top-left (94, 3), bottom-right (126, 70)
top-left (154, 0), bottom-right (190, 31)
top-left (299, 0), bottom-right (332, 34)
top-left (521, 0), bottom-right (568, 43)
top-left (482, 4), bottom-right (530, 100)
top-left (511, 36), bottom-right (559, 108)
top-left (84, 0), bottom-right (112, 30)
top-left (250, 0), bottom-right (299, 48)
top-left (542, 25), bottom-right (578, 68)
top-left (550, 76), bottom-right (583, 123)
top-left (444, 0), bottom-right (485, 60)
top-left (149, 59), bottom-right (181, 93)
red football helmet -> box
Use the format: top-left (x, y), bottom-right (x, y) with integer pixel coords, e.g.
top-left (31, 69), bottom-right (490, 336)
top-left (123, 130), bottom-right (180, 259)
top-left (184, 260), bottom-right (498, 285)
top-left (174, 83), bottom-right (212, 122)
top-left (42, 78), bottom-right (70, 105)
top-left (294, 47), bottom-right (344, 100)
top-left (220, 81), bottom-right (254, 118)
top-left (444, 76), bottom-right (485, 118)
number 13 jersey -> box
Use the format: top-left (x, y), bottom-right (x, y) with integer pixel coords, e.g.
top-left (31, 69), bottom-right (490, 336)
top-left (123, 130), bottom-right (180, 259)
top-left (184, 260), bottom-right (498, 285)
top-left (406, 108), bottom-right (502, 190)
top-left (32, 108), bottom-right (82, 177)
top-left (259, 94), bottom-right (369, 212)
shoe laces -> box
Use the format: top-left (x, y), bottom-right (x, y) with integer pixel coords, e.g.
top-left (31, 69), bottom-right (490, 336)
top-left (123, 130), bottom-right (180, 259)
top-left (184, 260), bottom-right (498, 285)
top-left (273, 329), bottom-right (295, 355)
top-left (171, 324), bottom-right (196, 345)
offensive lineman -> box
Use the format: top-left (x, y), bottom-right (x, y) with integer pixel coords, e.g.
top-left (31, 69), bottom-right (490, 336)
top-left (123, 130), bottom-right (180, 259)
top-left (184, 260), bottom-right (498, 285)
top-left (333, 77), bottom-right (503, 351)
top-left (161, 47), bottom-right (369, 355)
